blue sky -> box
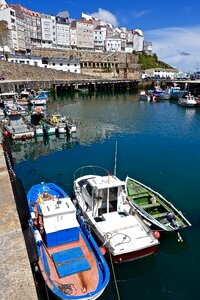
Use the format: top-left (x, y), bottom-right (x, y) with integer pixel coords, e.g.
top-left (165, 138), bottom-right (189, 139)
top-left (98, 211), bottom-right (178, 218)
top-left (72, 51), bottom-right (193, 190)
top-left (6, 0), bottom-right (200, 73)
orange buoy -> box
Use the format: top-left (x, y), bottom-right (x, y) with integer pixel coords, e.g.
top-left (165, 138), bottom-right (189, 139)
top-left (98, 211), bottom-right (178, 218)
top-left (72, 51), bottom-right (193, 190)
top-left (34, 107), bottom-right (42, 113)
top-left (154, 230), bottom-right (160, 239)
top-left (3, 130), bottom-right (9, 136)
top-left (99, 246), bottom-right (107, 256)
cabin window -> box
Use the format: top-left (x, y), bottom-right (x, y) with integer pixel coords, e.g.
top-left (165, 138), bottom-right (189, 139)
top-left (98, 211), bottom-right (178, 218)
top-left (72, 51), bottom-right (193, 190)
top-left (109, 187), bottom-right (118, 201)
top-left (85, 183), bottom-right (93, 196)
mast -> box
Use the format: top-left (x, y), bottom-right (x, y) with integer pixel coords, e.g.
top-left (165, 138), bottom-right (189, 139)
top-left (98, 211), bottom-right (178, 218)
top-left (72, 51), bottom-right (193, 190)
top-left (114, 141), bottom-right (117, 176)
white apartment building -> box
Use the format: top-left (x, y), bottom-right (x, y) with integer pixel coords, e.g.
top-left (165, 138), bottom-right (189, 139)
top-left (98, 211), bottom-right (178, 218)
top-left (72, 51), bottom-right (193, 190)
top-left (70, 21), bottom-right (77, 49)
top-left (41, 14), bottom-right (56, 48)
top-left (15, 16), bottom-right (26, 52)
top-left (94, 25), bottom-right (106, 52)
top-left (76, 20), bottom-right (94, 50)
top-left (133, 29), bottom-right (144, 52)
top-left (56, 15), bottom-right (70, 49)
top-left (143, 41), bottom-right (153, 54)
top-left (0, 4), bottom-right (18, 51)
top-left (105, 35), bottom-right (122, 52)
top-left (10, 4), bottom-right (42, 51)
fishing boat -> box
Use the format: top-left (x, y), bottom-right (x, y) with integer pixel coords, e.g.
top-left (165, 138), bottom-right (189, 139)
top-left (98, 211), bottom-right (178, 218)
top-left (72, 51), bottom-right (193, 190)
top-left (30, 108), bottom-right (56, 136)
top-left (27, 182), bottom-right (110, 300)
top-left (30, 91), bottom-right (49, 106)
top-left (17, 90), bottom-right (32, 106)
top-left (125, 176), bottom-right (191, 231)
top-left (73, 166), bottom-right (160, 264)
top-left (48, 114), bottom-right (68, 134)
top-left (138, 91), bottom-right (152, 102)
top-left (178, 94), bottom-right (197, 107)
top-left (66, 117), bottom-right (77, 134)
top-left (152, 89), bottom-right (171, 100)
top-left (74, 86), bottom-right (89, 94)
top-left (2, 110), bottom-right (34, 139)
top-left (0, 92), bottom-right (21, 119)
top-left (165, 86), bottom-right (188, 100)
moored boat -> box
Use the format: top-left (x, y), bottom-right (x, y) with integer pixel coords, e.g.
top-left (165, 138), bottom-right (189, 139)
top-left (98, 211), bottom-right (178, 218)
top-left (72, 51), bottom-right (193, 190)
top-left (73, 166), bottom-right (160, 264)
top-left (2, 111), bottom-right (34, 140)
top-left (30, 109), bottom-right (56, 136)
top-left (138, 90), bottom-right (152, 102)
top-left (48, 114), bottom-right (68, 134)
top-left (178, 94), bottom-right (197, 107)
top-left (166, 86), bottom-right (188, 100)
top-left (152, 90), bottom-right (171, 100)
top-left (125, 176), bottom-right (191, 231)
top-left (17, 90), bottom-right (32, 106)
top-left (27, 182), bottom-right (110, 300)
top-left (66, 117), bottom-right (77, 134)
top-left (30, 91), bottom-right (49, 106)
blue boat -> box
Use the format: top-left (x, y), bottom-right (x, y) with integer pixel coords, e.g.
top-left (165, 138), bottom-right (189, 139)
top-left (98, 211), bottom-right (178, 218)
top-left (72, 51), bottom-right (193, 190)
top-left (27, 182), bottom-right (110, 300)
top-left (165, 86), bottom-right (188, 99)
top-left (30, 91), bottom-right (49, 105)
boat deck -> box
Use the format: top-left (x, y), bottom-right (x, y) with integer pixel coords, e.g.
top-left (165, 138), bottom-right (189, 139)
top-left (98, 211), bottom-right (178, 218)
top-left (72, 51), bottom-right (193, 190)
top-left (41, 232), bottom-right (99, 297)
top-left (90, 211), bottom-right (158, 254)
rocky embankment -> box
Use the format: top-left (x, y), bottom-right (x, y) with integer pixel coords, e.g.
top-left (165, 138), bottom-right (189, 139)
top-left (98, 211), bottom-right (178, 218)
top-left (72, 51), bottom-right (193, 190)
top-left (0, 60), bottom-right (97, 81)
top-left (0, 50), bottom-right (142, 81)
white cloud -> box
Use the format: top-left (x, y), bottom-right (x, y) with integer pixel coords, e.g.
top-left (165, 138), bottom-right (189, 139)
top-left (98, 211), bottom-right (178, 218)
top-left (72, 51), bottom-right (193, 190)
top-left (91, 8), bottom-right (118, 27)
top-left (145, 26), bottom-right (200, 73)
top-left (133, 10), bottom-right (152, 18)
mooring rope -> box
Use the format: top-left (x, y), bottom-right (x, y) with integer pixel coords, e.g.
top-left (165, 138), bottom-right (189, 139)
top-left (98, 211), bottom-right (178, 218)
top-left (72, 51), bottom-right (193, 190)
top-left (109, 252), bottom-right (121, 300)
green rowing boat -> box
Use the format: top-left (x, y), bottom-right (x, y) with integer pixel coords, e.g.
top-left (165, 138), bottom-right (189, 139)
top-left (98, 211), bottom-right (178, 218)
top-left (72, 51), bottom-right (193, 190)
top-left (125, 176), bottom-right (191, 231)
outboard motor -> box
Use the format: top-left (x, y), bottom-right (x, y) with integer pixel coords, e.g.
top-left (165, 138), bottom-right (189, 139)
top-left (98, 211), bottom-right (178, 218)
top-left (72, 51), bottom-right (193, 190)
top-left (167, 212), bottom-right (179, 228)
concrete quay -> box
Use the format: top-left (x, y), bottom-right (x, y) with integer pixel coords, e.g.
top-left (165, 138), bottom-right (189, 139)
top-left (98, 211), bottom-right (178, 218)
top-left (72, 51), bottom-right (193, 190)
top-left (0, 141), bottom-right (38, 300)
top-left (0, 78), bottom-right (138, 94)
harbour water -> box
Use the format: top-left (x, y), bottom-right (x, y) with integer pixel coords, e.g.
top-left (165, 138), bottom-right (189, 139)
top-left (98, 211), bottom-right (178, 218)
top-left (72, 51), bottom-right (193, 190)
top-left (12, 90), bottom-right (200, 300)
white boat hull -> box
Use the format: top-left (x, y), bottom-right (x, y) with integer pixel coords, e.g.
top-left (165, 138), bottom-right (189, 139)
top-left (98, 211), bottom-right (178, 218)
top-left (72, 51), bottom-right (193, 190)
top-left (73, 169), bottom-right (159, 263)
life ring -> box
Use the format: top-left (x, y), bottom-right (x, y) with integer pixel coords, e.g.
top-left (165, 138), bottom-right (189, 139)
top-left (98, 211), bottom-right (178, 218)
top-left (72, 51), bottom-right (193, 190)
top-left (34, 107), bottom-right (42, 114)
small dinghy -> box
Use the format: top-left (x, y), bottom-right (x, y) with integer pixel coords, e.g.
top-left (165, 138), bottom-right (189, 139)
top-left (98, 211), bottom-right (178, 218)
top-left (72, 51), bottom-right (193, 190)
top-left (126, 176), bottom-right (191, 231)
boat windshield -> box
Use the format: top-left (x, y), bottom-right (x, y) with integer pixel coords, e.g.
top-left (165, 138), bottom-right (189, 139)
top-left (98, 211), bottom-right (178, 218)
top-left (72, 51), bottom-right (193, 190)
top-left (99, 187), bottom-right (118, 202)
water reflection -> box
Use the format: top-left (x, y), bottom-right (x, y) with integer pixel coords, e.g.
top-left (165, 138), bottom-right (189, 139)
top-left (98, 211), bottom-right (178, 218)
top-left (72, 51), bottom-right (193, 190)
top-left (10, 90), bottom-right (200, 163)
top-left (184, 107), bottom-right (196, 120)
top-left (10, 134), bottom-right (78, 163)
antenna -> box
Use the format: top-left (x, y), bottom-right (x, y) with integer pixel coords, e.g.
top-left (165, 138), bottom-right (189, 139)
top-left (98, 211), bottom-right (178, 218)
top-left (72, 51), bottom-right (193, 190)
top-left (114, 141), bottom-right (117, 176)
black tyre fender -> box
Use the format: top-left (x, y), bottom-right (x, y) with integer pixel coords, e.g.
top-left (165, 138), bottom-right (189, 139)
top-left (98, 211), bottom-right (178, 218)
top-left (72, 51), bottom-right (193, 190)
top-left (11, 177), bottom-right (30, 228)
top-left (23, 226), bottom-right (38, 265)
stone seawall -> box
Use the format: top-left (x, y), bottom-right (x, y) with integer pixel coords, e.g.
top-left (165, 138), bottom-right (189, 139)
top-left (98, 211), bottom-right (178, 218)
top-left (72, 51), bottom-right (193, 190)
top-left (0, 141), bottom-right (38, 300)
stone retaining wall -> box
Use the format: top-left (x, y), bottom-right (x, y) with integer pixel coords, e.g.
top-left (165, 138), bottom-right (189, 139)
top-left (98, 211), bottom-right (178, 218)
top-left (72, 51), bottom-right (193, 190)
top-left (0, 142), bottom-right (38, 300)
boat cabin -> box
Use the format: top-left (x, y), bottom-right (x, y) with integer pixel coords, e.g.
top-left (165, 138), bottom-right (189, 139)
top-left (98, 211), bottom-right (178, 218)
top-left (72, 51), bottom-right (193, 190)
top-left (0, 92), bottom-right (18, 106)
top-left (82, 175), bottom-right (126, 218)
top-left (39, 197), bottom-right (80, 247)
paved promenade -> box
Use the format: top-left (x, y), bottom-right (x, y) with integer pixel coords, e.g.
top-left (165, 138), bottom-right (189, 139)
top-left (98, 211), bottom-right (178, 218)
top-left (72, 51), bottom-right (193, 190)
top-left (0, 143), bottom-right (37, 300)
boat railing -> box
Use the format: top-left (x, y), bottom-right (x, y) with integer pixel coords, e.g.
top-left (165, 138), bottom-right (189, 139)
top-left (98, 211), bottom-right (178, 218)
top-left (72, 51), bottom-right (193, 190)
top-left (74, 165), bottom-right (111, 181)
